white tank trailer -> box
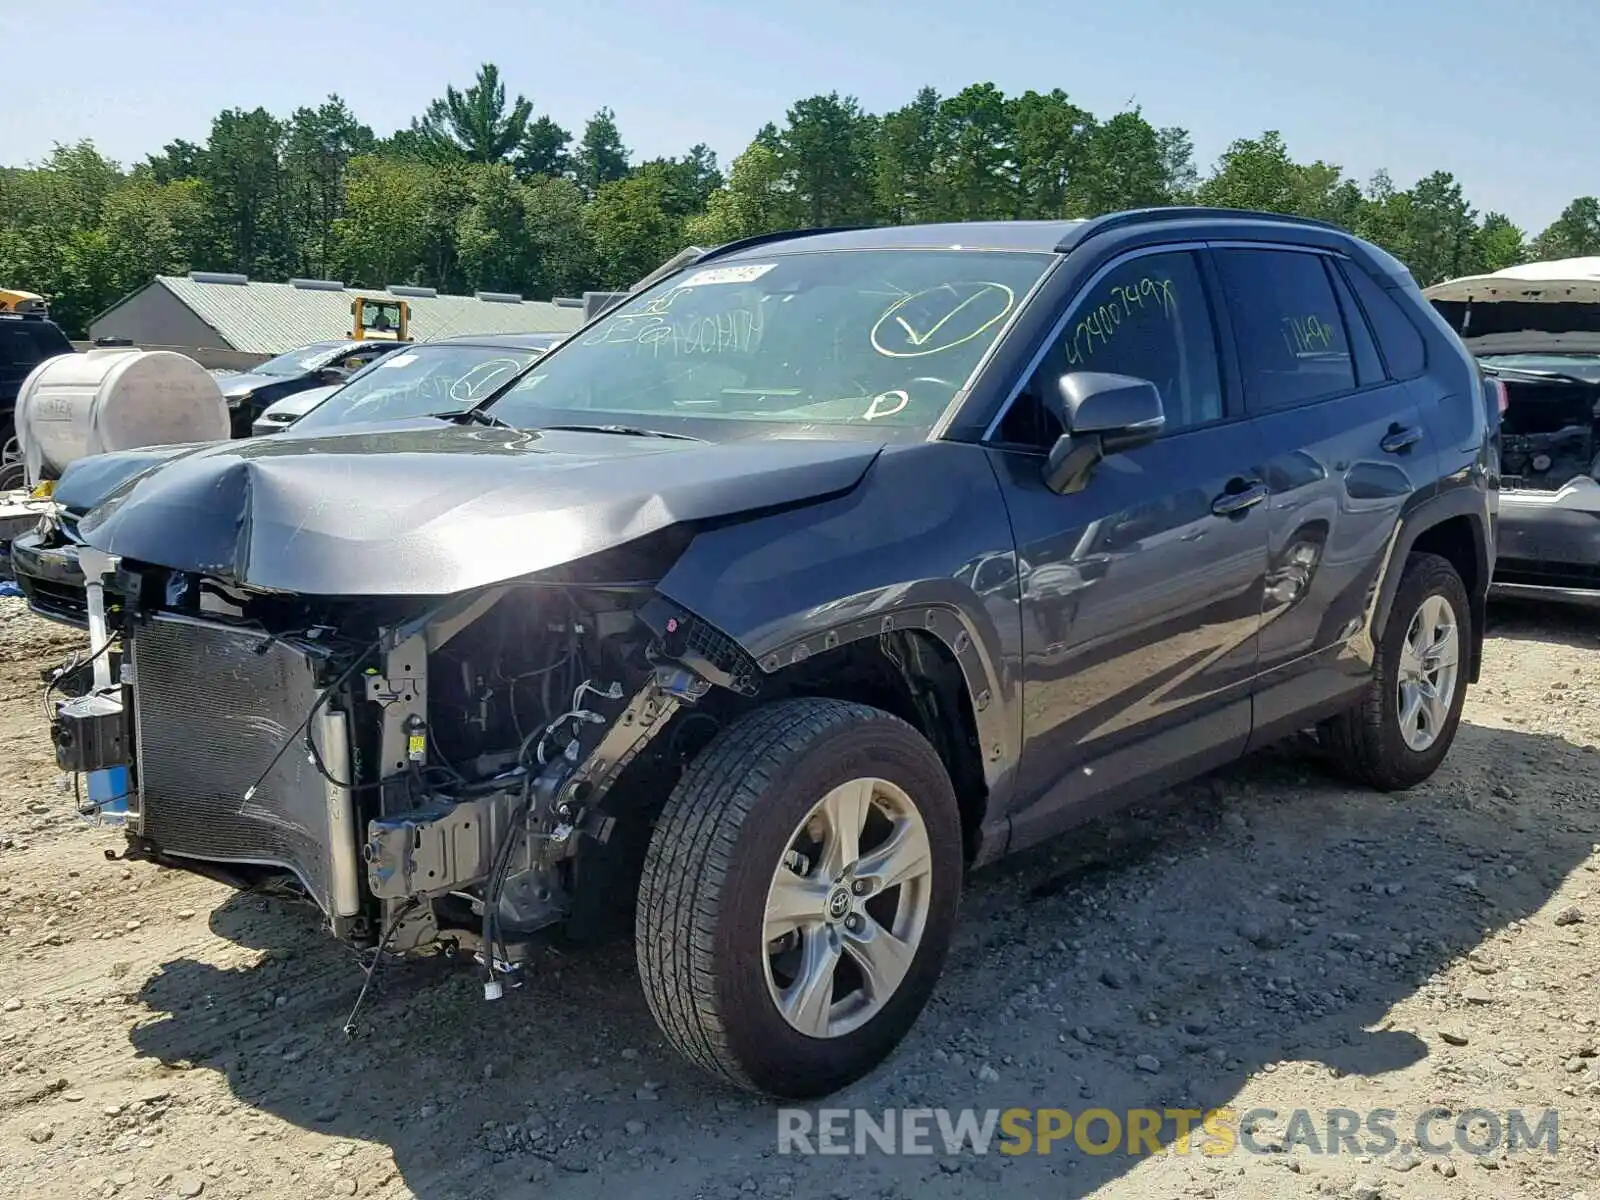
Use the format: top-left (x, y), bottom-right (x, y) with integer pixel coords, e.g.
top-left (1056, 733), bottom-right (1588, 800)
top-left (14, 347), bottom-right (230, 489)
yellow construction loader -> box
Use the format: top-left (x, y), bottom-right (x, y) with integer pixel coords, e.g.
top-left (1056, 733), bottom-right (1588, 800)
top-left (348, 296), bottom-right (410, 342)
top-left (0, 289), bottom-right (48, 316)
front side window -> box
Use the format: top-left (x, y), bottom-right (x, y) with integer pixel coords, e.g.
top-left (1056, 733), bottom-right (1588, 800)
top-left (1215, 249), bottom-right (1357, 412)
top-left (1057, 250), bottom-right (1224, 432)
top-left (27, 322), bottom-right (72, 359)
top-left (488, 249), bottom-right (1056, 442)
top-left (997, 249), bottom-right (1224, 449)
top-left (291, 345), bottom-right (542, 431)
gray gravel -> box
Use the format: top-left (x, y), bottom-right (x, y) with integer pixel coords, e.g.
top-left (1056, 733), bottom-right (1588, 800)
top-left (2, 598), bottom-right (1600, 1199)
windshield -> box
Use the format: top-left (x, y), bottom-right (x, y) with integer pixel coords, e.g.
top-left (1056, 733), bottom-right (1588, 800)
top-left (1479, 353), bottom-right (1600, 382)
top-left (252, 342), bottom-right (351, 377)
top-left (488, 248), bottom-right (1055, 441)
top-left (290, 344), bottom-right (543, 432)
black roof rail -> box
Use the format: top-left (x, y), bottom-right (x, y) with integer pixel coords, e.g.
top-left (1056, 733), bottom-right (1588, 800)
top-left (693, 225), bottom-right (876, 265)
top-left (1059, 206), bottom-right (1351, 252)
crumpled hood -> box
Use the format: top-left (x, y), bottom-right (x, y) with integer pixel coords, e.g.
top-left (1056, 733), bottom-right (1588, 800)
top-left (72, 423), bottom-right (882, 595)
top-left (52, 445), bottom-right (204, 514)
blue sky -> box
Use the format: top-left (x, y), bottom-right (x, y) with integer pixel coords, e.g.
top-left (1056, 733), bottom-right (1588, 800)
top-left (3, 0), bottom-right (1593, 234)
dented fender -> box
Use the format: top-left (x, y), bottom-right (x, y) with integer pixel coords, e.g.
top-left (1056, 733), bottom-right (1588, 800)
top-left (653, 441), bottom-right (1024, 824)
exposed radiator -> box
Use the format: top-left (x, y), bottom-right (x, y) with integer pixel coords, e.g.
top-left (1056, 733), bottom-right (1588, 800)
top-left (129, 614), bottom-right (361, 919)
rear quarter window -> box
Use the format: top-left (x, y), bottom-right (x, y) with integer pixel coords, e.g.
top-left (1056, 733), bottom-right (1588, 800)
top-left (1339, 262), bottom-right (1427, 380)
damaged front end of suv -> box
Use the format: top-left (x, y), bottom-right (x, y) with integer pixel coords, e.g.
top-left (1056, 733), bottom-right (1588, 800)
top-left (50, 423), bottom-right (880, 976)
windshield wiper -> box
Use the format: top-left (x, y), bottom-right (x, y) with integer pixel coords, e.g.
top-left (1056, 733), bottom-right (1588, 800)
top-left (1480, 364), bottom-right (1598, 387)
top-left (538, 423), bottom-right (705, 442)
top-left (426, 407), bottom-right (519, 429)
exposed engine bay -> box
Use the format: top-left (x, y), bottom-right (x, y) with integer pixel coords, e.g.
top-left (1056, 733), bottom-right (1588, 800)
top-left (51, 536), bottom-right (973, 1010)
top-left (1497, 375), bottom-right (1600, 490)
top-left (1428, 291), bottom-right (1600, 492)
top-left (59, 534), bottom-right (773, 988)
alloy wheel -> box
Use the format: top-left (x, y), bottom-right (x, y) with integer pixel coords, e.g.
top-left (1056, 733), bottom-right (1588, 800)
top-left (1396, 593), bottom-right (1461, 753)
top-left (762, 777), bottom-right (934, 1039)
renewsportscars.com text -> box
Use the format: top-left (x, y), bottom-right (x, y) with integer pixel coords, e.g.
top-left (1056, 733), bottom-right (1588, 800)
top-left (777, 1106), bottom-right (1560, 1158)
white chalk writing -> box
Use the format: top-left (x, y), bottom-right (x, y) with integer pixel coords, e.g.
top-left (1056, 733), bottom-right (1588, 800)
top-left (581, 295), bottom-right (765, 358)
top-left (863, 390), bottom-right (910, 420)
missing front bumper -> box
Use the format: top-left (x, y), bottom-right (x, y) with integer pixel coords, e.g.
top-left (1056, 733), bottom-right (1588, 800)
top-left (129, 614), bottom-right (363, 923)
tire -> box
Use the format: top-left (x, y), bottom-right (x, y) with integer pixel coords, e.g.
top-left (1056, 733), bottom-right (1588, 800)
top-left (1319, 551), bottom-right (1471, 790)
top-left (0, 415), bottom-right (20, 494)
top-left (636, 697), bottom-right (963, 1098)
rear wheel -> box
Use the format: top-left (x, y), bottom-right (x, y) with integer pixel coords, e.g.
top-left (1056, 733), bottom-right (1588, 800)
top-left (1319, 551), bottom-right (1470, 790)
top-left (636, 697), bottom-right (963, 1098)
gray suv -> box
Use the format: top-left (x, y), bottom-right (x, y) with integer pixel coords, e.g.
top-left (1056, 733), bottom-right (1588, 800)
top-left (28, 209), bottom-right (1495, 1099)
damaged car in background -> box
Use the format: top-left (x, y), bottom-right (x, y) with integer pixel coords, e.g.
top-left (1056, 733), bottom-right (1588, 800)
top-left (217, 339), bottom-right (406, 438)
top-left (35, 211), bottom-right (1493, 1099)
top-left (249, 331), bottom-right (561, 437)
top-left (1427, 258), bottom-right (1600, 603)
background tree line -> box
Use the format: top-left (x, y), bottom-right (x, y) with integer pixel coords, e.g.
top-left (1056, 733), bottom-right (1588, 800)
top-left (3, 63), bottom-right (1598, 337)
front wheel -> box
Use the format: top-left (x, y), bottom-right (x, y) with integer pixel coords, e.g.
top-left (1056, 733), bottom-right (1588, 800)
top-left (636, 697), bottom-right (963, 1098)
top-left (1319, 551), bottom-right (1471, 790)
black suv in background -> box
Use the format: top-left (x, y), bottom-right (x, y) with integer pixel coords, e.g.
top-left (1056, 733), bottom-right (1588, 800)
top-left (27, 209), bottom-right (1494, 1099)
top-left (1, 311), bottom-right (75, 489)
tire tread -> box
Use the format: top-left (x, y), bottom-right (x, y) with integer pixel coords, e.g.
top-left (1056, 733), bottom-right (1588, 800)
top-left (1320, 551), bottom-right (1469, 791)
top-left (636, 697), bottom-right (908, 1091)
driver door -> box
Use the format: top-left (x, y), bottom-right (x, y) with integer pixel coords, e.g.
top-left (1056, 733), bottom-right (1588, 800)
top-left (985, 246), bottom-right (1271, 850)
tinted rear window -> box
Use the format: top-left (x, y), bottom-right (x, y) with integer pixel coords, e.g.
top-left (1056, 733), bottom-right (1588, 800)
top-left (1341, 263), bottom-right (1427, 379)
top-left (1213, 248), bottom-right (1357, 412)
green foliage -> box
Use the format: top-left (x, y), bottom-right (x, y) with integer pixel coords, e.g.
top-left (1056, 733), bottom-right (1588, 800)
top-left (0, 67), bottom-right (1587, 337)
top-left (572, 108), bottom-right (630, 198)
top-left (1531, 197), bottom-right (1600, 260)
top-left (414, 63), bottom-right (532, 165)
top-left (585, 172), bottom-right (684, 288)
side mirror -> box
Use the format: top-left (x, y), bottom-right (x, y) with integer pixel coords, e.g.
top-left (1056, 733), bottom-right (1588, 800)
top-left (1042, 371), bottom-right (1166, 495)
top-left (318, 366), bottom-right (350, 385)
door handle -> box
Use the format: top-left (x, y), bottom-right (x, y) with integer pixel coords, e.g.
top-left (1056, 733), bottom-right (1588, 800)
top-left (1211, 481), bottom-right (1268, 517)
top-left (1381, 424), bottom-right (1424, 454)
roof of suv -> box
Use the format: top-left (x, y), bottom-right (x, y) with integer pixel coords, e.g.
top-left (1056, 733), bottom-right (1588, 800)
top-left (696, 208), bottom-right (1358, 263)
top-left (708, 221), bottom-right (1091, 256)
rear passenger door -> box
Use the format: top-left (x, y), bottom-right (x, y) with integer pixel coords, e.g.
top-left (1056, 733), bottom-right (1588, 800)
top-left (1207, 245), bottom-right (1440, 747)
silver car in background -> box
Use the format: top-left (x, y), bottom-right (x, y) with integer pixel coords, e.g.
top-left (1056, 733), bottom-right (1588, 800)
top-left (251, 332), bottom-right (564, 437)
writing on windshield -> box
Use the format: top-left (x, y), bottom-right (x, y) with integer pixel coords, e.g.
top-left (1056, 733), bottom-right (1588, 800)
top-left (492, 248), bottom-right (1054, 439)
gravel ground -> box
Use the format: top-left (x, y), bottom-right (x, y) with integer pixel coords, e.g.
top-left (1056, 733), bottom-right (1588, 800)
top-left (1, 594), bottom-right (1598, 1200)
